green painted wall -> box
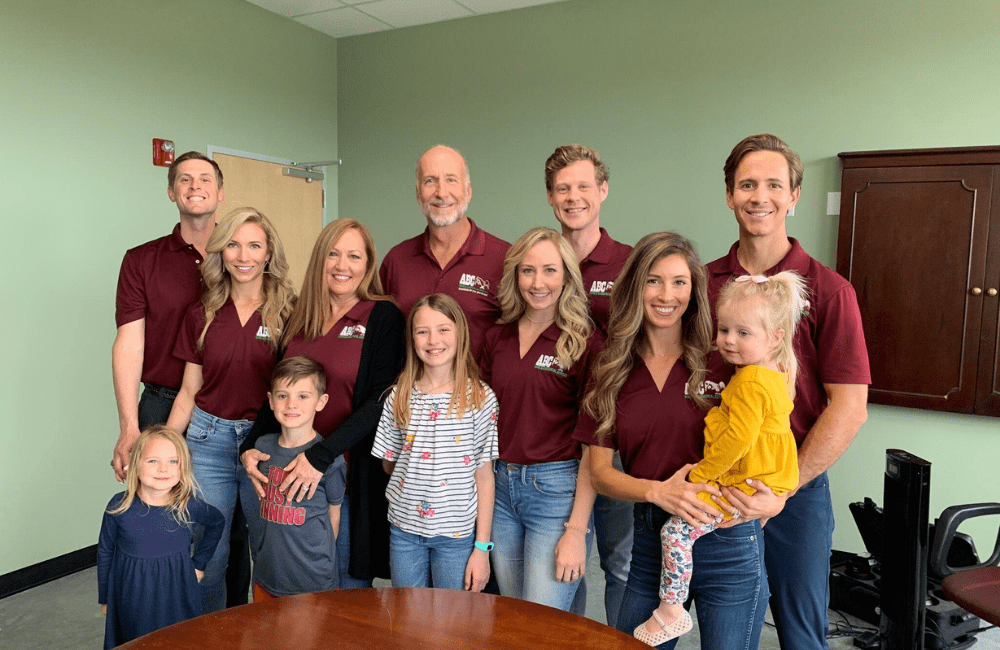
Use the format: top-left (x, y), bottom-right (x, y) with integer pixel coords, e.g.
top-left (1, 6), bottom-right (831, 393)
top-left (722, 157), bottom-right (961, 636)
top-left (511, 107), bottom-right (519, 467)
top-left (1, 0), bottom-right (338, 575)
top-left (338, 0), bottom-right (1000, 552)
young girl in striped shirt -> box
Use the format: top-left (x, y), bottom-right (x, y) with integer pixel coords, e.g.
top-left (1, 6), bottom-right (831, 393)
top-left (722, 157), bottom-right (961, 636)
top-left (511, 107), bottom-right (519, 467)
top-left (373, 293), bottom-right (499, 591)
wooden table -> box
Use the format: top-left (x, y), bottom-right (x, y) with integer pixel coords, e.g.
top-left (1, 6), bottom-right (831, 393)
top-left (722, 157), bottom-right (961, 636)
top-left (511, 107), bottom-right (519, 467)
top-left (119, 587), bottom-right (649, 649)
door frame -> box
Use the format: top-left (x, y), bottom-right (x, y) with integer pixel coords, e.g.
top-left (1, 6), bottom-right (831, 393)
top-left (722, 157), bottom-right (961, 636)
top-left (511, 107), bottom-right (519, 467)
top-left (207, 145), bottom-right (328, 223)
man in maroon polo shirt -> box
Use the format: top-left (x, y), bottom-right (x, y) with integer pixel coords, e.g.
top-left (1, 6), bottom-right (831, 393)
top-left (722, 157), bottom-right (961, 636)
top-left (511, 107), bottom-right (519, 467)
top-left (545, 144), bottom-right (633, 627)
top-left (380, 145), bottom-right (509, 357)
top-left (111, 151), bottom-right (224, 479)
top-left (545, 144), bottom-right (632, 335)
top-left (707, 134), bottom-right (870, 650)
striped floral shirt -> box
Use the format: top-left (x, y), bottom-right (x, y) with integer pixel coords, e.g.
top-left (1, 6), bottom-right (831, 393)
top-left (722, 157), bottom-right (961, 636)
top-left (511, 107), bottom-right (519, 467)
top-left (373, 383), bottom-right (499, 538)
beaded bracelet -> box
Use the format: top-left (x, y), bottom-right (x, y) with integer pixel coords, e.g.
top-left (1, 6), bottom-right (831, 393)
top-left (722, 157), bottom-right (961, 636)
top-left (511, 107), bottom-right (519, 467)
top-left (563, 522), bottom-right (591, 534)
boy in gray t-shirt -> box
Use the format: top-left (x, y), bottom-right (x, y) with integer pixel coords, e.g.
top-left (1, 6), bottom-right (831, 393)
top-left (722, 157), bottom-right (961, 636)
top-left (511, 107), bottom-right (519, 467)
top-left (244, 356), bottom-right (346, 598)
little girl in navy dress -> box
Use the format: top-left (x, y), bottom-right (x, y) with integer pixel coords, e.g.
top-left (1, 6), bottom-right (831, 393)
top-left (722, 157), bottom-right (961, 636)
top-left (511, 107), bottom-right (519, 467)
top-left (98, 426), bottom-right (224, 649)
top-left (635, 272), bottom-right (808, 646)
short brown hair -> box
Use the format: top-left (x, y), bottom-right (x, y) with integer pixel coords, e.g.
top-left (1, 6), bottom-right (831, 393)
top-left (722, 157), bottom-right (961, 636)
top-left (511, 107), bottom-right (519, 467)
top-left (723, 134), bottom-right (802, 192)
top-left (168, 151), bottom-right (224, 188)
top-left (544, 144), bottom-right (609, 192)
top-left (271, 355), bottom-right (327, 395)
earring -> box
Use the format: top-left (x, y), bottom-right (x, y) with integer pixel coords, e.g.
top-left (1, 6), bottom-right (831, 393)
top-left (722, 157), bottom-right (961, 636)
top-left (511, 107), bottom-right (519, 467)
top-left (263, 259), bottom-right (271, 274)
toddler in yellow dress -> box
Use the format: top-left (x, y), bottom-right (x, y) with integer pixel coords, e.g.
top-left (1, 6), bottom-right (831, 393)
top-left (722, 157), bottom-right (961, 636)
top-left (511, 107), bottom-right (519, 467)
top-left (635, 271), bottom-right (808, 646)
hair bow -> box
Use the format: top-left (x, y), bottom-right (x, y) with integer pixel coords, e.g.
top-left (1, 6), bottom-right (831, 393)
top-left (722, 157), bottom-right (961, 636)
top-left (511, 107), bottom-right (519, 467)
top-left (734, 275), bottom-right (768, 283)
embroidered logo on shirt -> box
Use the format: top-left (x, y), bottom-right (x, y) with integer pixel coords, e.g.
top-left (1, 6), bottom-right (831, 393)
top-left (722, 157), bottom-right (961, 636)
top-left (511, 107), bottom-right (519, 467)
top-left (589, 280), bottom-right (614, 296)
top-left (338, 324), bottom-right (366, 339)
top-left (534, 354), bottom-right (568, 377)
top-left (255, 325), bottom-right (271, 341)
top-left (458, 273), bottom-right (490, 296)
top-left (684, 379), bottom-right (727, 400)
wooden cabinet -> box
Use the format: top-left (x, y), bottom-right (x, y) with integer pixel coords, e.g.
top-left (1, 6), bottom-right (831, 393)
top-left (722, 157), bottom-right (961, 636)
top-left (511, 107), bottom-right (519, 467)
top-left (837, 146), bottom-right (1000, 416)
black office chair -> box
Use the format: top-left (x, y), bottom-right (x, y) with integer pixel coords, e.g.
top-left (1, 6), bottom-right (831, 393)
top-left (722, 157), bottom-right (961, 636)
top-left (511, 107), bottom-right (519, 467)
top-left (929, 503), bottom-right (1000, 626)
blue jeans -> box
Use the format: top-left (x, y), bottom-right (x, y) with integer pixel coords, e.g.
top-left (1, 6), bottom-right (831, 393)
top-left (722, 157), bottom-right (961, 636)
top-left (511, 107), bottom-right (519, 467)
top-left (593, 451), bottom-right (634, 627)
top-left (338, 498), bottom-right (374, 590)
top-left (186, 406), bottom-right (253, 613)
top-left (492, 459), bottom-right (593, 611)
top-left (389, 525), bottom-right (474, 590)
top-left (617, 503), bottom-right (767, 649)
top-left (238, 462), bottom-right (265, 564)
top-left (764, 472), bottom-right (834, 650)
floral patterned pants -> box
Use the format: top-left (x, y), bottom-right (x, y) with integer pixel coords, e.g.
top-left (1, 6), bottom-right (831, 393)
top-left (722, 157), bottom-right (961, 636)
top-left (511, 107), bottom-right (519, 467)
top-left (658, 515), bottom-right (717, 603)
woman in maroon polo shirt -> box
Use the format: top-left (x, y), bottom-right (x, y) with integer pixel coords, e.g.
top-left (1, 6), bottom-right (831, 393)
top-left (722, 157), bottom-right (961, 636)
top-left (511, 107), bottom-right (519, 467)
top-left (240, 218), bottom-right (405, 589)
top-left (576, 232), bottom-right (773, 649)
top-left (166, 208), bottom-right (295, 613)
top-left (480, 227), bottom-right (600, 611)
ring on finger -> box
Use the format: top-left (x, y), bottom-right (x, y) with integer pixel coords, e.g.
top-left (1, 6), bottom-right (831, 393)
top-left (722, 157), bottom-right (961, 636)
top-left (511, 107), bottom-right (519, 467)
top-left (731, 507), bottom-right (741, 518)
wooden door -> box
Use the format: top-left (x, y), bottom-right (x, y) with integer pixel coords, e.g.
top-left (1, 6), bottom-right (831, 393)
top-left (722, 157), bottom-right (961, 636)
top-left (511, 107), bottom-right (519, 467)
top-left (212, 153), bottom-right (324, 290)
top-left (838, 164), bottom-right (994, 413)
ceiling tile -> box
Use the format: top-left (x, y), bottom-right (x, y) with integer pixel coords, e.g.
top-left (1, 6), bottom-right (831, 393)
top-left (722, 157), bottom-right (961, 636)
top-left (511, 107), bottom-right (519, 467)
top-left (457, 0), bottom-right (569, 12)
top-left (358, 0), bottom-right (472, 29)
top-left (245, 0), bottom-right (344, 18)
top-left (295, 6), bottom-right (391, 37)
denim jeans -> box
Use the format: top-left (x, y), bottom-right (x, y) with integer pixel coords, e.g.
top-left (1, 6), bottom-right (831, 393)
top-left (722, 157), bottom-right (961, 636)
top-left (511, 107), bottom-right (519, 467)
top-left (186, 406), bottom-right (253, 614)
top-left (238, 463), bottom-right (265, 564)
top-left (616, 503), bottom-right (767, 650)
top-left (764, 472), bottom-right (835, 650)
top-left (593, 451), bottom-right (634, 627)
top-left (492, 459), bottom-right (594, 611)
top-left (389, 525), bottom-right (475, 590)
top-left (337, 498), bottom-right (374, 590)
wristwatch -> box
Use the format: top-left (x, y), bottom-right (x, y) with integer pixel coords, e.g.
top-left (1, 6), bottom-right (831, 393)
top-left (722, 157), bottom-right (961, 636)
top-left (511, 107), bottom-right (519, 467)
top-left (474, 540), bottom-right (494, 552)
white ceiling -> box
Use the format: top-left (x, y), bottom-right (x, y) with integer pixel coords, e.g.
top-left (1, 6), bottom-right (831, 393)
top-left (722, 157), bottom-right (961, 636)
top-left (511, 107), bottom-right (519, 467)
top-left (245, 0), bottom-right (573, 39)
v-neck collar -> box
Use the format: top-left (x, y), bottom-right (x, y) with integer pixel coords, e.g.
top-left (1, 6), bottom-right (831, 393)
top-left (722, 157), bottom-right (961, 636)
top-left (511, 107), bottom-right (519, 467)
top-left (516, 320), bottom-right (559, 360)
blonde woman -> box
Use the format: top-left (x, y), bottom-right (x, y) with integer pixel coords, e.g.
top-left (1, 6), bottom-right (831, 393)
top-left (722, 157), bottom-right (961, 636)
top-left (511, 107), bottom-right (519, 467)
top-left (166, 207), bottom-right (294, 613)
top-left (575, 232), bottom-right (772, 649)
top-left (479, 227), bottom-right (600, 611)
top-left (239, 218), bottom-right (405, 588)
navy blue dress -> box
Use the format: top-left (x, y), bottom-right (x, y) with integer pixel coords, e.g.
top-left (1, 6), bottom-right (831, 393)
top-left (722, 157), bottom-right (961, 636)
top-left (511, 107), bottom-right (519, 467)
top-left (97, 493), bottom-right (224, 649)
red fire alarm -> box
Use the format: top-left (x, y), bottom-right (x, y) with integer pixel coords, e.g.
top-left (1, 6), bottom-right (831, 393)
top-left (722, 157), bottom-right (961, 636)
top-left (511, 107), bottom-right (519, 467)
top-left (153, 139), bottom-right (175, 167)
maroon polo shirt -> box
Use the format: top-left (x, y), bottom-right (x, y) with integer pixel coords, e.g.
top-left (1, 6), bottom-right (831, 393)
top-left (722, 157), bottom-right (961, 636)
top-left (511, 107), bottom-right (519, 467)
top-left (580, 229), bottom-right (632, 333)
top-left (481, 322), bottom-right (602, 465)
top-left (706, 238), bottom-right (871, 444)
top-left (173, 300), bottom-right (276, 422)
top-left (573, 358), bottom-right (727, 481)
top-left (379, 218), bottom-right (509, 357)
top-left (115, 224), bottom-right (204, 389)
top-left (285, 300), bottom-right (376, 438)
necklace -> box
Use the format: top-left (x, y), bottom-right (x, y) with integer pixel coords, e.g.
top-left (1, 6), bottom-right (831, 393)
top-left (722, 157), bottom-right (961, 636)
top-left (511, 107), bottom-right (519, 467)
top-left (418, 378), bottom-right (454, 394)
top-left (524, 313), bottom-right (554, 324)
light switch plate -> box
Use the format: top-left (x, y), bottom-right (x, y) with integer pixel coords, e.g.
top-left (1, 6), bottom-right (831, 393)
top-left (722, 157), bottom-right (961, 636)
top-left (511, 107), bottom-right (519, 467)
top-left (827, 192), bottom-right (841, 216)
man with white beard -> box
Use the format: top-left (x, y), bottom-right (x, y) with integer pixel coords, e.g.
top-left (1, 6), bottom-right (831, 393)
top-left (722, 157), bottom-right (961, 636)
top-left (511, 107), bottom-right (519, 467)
top-left (380, 145), bottom-right (510, 357)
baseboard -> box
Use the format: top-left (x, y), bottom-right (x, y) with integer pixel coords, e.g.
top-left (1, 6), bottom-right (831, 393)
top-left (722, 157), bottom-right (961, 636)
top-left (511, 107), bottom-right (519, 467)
top-left (0, 545), bottom-right (97, 600)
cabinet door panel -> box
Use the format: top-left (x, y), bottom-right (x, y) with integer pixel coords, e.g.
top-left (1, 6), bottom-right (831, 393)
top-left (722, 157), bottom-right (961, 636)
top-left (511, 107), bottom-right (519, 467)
top-left (839, 165), bottom-right (993, 413)
top-left (975, 176), bottom-right (1000, 415)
